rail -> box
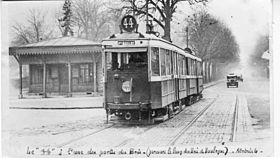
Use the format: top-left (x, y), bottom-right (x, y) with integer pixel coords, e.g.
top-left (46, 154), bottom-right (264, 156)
top-left (231, 95), bottom-right (239, 142)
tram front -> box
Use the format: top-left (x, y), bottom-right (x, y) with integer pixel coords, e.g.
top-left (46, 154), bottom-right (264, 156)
top-left (103, 42), bottom-right (151, 121)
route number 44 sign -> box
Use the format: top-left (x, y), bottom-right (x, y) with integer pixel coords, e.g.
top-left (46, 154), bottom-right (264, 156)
top-left (121, 15), bottom-right (137, 32)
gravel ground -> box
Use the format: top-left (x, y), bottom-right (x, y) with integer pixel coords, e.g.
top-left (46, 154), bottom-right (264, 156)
top-left (3, 78), bottom-right (271, 157)
top-left (239, 78), bottom-right (271, 141)
top-left (247, 95), bottom-right (270, 129)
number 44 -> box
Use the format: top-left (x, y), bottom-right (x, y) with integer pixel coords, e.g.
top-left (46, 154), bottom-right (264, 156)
top-left (123, 18), bottom-right (134, 28)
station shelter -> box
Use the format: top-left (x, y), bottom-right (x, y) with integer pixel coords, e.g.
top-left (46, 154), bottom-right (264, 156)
top-left (9, 36), bottom-right (103, 98)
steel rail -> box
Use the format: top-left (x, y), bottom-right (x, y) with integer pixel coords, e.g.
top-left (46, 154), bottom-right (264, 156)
top-left (114, 125), bottom-right (155, 147)
top-left (231, 95), bottom-right (239, 142)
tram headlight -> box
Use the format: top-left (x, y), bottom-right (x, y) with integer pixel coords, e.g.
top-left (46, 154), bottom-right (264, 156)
top-left (122, 81), bottom-right (131, 92)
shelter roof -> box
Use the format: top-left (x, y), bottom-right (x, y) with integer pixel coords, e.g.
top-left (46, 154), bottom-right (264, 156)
top-left (9, 36), bottom-right (102, 56)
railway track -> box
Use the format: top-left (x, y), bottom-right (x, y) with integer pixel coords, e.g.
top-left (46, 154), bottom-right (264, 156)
top-left (57, 93), bottom-right (225, 148)
top-left (167, 96), bottom-right (218, 146)
top-left (167, 94), bottom-right (239, 146)
top-left (115, 96), bottom-right (219, 147)
top-left (57, 123), bottom-right (115, 148)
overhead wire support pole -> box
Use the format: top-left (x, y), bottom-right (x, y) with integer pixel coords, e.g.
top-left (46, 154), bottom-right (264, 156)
top-left (146, 0), bottom-right (149, 33)
top-left (133, 0), bottom-right (135, 16)
top-left (186, 27), bottom-right (189, 48)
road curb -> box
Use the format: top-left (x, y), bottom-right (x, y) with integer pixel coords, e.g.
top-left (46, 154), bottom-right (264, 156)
top-left (204, 80), bottom-right (224, 89)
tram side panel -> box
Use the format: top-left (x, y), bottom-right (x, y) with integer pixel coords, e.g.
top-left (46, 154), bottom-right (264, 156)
top-left (189, 78), bottom-right (197, 95)
top-left (161, 79), bottom-right (176, 107)
top-left (150, 79), bottom-right (177, 109)
top-left (150, 81), bottom-right (162, 109)
top-left (198, 78), bottom-right (203, 93)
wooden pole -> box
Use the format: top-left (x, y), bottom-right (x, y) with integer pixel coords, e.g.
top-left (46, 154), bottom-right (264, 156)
top-left (43, 63), bottom-right (47, 98)
top-left (93, 55), bottom-right (97, 92)
top-left (19, 63), bottom-right (23, 99)
top-left (68, 62), bottom-right (72, 97)
top-left (146, 0), bottom-right (149, 33)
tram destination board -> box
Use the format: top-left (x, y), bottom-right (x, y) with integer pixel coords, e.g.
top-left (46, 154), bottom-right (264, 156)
top-left (121, 15), bottom-right (137, 32)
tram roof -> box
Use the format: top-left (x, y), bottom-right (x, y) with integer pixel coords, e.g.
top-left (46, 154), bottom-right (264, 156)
top-left (102, 32), bottom-right (202, 61)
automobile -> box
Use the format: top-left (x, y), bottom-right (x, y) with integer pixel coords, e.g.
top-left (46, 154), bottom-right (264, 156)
top-left (227, 74), bottom-right (238, 88)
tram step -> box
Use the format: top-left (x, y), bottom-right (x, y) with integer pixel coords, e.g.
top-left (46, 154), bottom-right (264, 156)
top-left (154, 114), bottom-right (168, 122)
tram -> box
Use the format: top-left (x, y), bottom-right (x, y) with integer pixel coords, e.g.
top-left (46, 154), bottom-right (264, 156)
top-left (102, 15), bottom-right (203, 123)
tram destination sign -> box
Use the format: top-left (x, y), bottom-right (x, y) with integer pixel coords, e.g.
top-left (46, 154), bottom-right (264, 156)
top-left (121, 15), bottom-right (137, 32)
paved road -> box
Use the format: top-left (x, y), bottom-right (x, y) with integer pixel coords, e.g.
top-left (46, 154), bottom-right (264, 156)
top-left (3, 78), bottom-right (271, 157)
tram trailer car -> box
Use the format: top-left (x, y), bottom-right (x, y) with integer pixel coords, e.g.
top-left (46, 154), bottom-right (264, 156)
top-left (102, 18), bottom-right (203, 123)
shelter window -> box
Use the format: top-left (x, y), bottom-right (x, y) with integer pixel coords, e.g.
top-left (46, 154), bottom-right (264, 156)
top-left (151, 47), bottom-right (160, 76)
top-left (30, 65), bottom-right (43, 84)
top-left (79, 64), bottom-right (93, 83)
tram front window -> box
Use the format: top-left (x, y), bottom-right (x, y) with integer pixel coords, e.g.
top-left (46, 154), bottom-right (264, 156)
top-left (106, 52), bottom-right (147, 70)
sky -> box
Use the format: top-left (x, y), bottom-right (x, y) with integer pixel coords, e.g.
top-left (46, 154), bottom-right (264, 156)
top-left (208, 0), bottom-right (271, 68)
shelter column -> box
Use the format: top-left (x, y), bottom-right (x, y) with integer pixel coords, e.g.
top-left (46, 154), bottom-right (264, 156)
top-left (93, 55), bottom-right (97, 92)
top-left (68, 62), bottom-right (72, 97)
top-left (42, 63), bottom-right (47, 98)
top-left (19, 63), bottom-right (23, 99)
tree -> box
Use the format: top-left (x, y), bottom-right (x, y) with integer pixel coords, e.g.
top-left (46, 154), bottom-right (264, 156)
top-left (11, 9), bottom-right (54, 45)
top-left (72, 0), bottom-right (112, 41)
top-left (58, 0), bottom-right (74, 36)
top-left (186, 10), bottom-right (239, 81)
top-left (122, 0), bottom-right (208, 42)
top-left (186, 10), bottom-right (239, 62)
top-left (250, 34), bottom-right (269, 66)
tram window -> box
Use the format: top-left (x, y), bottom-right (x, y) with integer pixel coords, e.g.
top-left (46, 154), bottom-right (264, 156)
top-left (183, 58), bottom-right (187, 75)
top-left (105, 52), bottom-right (112, 70)
top-left (173, 52), bottom-right (177, 75)
top-left (171, 51), bottom-right (174, 75)
top-left (197, 62), bottom-right (202, 76)
top-left (106, 52), bottom-right (147, 70)
top-left (179, 55), bottom-right (184, 75)
top-left (200, 62), bottom-right (203, 75)
top-left (160, 49), bottom-right (166, 76)
top-left (193, 60), bottom-right (196, 75)
top-left (187, 58), bottom-right (191, 75)
top-left (166, 50), bottom-right (171, 75)
top-left (186, 57), bottom-right (189, 75)
top-left (151, 47), bottom-right (160, 76)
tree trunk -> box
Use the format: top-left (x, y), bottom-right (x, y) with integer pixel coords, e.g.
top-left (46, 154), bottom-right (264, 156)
top-left (163, 17), bottom-right (171, 42)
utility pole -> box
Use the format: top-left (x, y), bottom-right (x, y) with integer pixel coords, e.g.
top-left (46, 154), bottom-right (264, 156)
top-left (186, 27), bottom-right (189, 48)
top-left (133, 0), bottom-right (135, 16)
top-left (146, 0), bottom-right (149, 33)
